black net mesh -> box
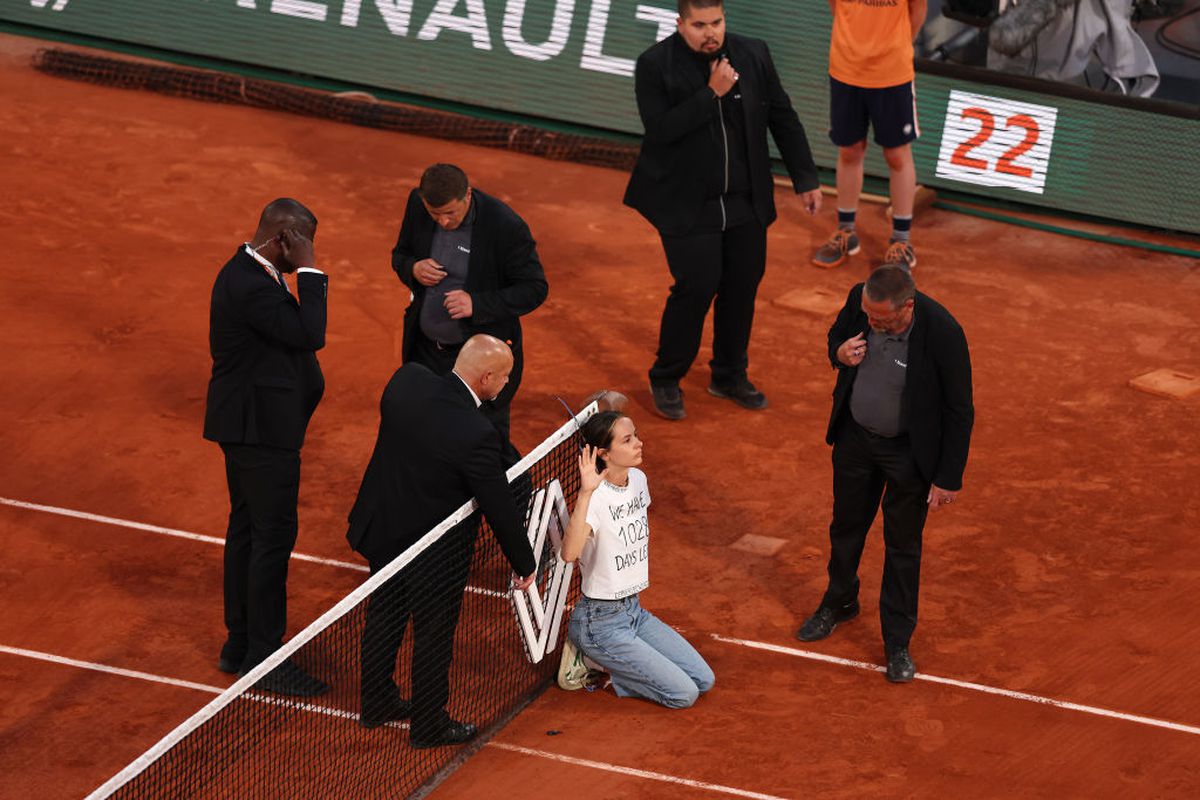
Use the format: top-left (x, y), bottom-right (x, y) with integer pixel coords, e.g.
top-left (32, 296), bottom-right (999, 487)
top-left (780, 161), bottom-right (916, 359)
top-left (97, 412), bottom-right (589, 799)
top-left (31, 49), bottom-right (639, 172)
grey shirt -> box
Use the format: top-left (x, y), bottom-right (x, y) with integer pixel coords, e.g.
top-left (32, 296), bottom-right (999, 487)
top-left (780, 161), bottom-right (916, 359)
top-left (849, 318), bottom-right (913, 438)
top-left (419, 200), bottom-right (476, 345)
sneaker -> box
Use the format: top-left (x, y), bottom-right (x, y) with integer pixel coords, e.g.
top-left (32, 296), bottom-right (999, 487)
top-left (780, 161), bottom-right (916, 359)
top-left (649, 382), bottom-right (686, 420)
top-left (557, 639), bottom-right (589, 691)
top-left (886, 646), bottom-right (916, 683)
top-left (708, 377), bottom-right (768, 410)
top-left (812, 228), bottom-right (861, 269)
top-left (883, 239), bottom-right (917, 271)
top-left (795, 601), bottom-right (860, 642)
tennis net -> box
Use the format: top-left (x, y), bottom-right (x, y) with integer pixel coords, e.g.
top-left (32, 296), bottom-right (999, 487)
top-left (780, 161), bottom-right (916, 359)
top-left (87, 403), bottom-right (595, 800)
top-left (32, 48), bottom-right (639, 172)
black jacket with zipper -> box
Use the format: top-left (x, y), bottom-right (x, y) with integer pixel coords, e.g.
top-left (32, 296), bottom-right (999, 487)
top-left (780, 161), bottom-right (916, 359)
top-left (623, 31), bottom-right (820, 236)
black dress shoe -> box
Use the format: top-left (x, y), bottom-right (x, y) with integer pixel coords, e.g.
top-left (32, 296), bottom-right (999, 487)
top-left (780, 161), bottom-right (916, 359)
top-left (360, 697), bottom-right (413, 729)
top-left (708, 377), bottom-right (768, 410)
top-left (218, 654), bottom-right (245, 674)
top-left (796, 601), bottom-right (860, 642)
top-left (248, 660), bottom-right (330, 697)
top-left (649, 382), bottom-right (686, 420)
top-left (410, 719), bottom-right (478, 749)
top-left (886, 647), bottom-right (916, 683)
top-left (218, 639), bottom-right (246, 674)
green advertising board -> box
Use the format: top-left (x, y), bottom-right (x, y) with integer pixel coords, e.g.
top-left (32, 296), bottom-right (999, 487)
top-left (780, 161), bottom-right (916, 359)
top-left (4, 0), bottom-right (1197, 233)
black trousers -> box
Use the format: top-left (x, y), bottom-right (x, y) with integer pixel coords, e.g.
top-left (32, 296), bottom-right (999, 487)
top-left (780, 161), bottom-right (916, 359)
top-left (410, 329), bottom-right (521, 447)
top-left (649, 218), bottom-right (768, 386)
top-left (220, 443), bottom-right (301, 669)
top-left (821, 417), bottom-right (930, 652)
top-left (359, 518), bottom-right (478, 737)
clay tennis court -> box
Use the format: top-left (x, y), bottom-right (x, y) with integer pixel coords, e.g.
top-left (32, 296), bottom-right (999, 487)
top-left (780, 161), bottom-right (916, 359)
top-left (2, 32), bottom-right (1199, 798)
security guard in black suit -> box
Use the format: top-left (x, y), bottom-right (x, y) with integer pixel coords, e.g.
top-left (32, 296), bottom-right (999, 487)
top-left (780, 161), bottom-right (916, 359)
top-left (391, 163), bottom-right (547, 447)
top-left (624, 0), bottom-right (823, 420)
top-left (347, 336), bottom-right (536, 748)
top-left (203, 198), bottom-right (329, 696)
top-left (797, 265), bottom-right (974, 683)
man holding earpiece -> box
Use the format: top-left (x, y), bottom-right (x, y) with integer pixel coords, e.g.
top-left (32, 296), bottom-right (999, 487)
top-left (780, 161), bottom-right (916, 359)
top-left (204, 198), bottom-right (329, 696)
top-left (625, 0), bottom-right (823, 421)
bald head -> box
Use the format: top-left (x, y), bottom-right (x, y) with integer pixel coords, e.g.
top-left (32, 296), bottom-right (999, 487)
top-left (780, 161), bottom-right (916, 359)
top-left (454, 335), bottom-right (513, 401)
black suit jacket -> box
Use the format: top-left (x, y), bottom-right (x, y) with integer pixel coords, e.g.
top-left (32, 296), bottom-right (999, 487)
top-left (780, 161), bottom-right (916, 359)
top-left (391, 189), bottom-right (547, 361)
top-left (346, 364), bottom-right (537, 577)
top-left (623, 32), bottom-right (820, 235)
top-left (203, 247), bottom-right (327, 451)
top-left (827, 285), bottom-right (975, 491)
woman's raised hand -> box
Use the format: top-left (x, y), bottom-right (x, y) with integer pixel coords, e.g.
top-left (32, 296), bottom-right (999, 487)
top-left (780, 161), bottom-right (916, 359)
top-left (578, 445), bottom-right (607, 493)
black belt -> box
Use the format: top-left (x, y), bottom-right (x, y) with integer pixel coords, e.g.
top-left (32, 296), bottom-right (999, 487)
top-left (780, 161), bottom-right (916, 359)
top-left (851, 416), bottom-right (907, 441)
top-left (420, 332), bottom-right (464, 351)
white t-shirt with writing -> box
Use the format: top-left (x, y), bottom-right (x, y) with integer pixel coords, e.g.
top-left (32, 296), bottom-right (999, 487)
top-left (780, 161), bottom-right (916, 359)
top-left (579, 468), bottom-right (651, 600)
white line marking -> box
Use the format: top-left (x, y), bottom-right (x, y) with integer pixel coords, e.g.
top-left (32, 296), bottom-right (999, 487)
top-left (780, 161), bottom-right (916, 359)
top-left (1, 644), bottom-right (764, 798)
top-left (711, 634), bottom-right (1200, 737)
top-left (0, 644), bottom-right (408, 727)
top-left (488, 743), bottom-right (788, 800)
top-left (0, 645), bottom-right (225, 695)
top-left (0, 500), bottom-right (521, 596)
top-left (0, 496), bottom-right (369, 572)
top-left (5, 469), bottom-right (1198, 742)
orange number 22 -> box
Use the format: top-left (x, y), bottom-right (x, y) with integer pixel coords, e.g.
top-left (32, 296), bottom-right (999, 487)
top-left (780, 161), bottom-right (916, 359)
top-left (950, 107), bottom-right (1041, 178)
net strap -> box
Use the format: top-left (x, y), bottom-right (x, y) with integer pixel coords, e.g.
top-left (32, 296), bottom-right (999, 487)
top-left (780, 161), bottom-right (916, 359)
top-left (85, 401), bottom-right (596, 800)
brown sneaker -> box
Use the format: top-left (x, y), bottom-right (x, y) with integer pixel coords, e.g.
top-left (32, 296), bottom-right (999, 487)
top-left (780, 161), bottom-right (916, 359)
top-left (883, 239), bottom-right (917, 271)
top-left (812, 228), bottom-right (861, 269)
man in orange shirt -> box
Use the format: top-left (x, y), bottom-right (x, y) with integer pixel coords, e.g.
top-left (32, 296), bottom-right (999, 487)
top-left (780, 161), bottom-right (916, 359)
top-left (812, 0), bottom-right (927, 272)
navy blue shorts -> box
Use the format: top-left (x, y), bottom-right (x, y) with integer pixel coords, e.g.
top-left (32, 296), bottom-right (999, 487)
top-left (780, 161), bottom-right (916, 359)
top-left (828, 76), bottom-right (919, 149)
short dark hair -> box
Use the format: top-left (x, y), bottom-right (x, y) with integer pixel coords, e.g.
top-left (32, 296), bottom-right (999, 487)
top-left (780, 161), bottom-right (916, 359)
top-left (678, 0), bottom-right (723, 17)
top-left (257, 197), bottom-right (317, 237)
top-left (581, 411), bottom-right (628, 472)
top-left (864, 264), bottom-right (917, 307)
top-left (418, 163), bottom-right (469, 207)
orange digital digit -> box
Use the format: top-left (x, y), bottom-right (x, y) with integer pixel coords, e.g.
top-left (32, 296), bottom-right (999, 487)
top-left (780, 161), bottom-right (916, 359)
top-left (950, 107), bottom-right (994, 172)
top-left (996, 113), bottom-right (1040, 179)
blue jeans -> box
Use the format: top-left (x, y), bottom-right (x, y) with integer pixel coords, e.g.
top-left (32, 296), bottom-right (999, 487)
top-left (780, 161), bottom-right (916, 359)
top-left (568, 595), bottom-right (714, 709)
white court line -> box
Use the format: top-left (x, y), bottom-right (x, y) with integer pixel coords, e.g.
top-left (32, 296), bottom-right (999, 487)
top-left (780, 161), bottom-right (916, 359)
top-left (0, 644), bottom-right (770, 799)
top-left (0, 496), bottom-right (512, 600)
top-left (711, 634), bottom-right (1200, 737)
top-left (5, 495), bottom-right (1198, 739)
top-left (0, 645), bottom-right (225, 695)
top-left (0, 496), bottom-right (369, 573)
top-left (488, 743), bottom-right (787, 800)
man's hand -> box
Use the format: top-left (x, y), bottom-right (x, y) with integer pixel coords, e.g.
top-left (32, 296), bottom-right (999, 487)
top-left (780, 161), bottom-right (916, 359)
top-left (444, 289), bottom-right (473, 319)
top-left (279, 229), bottom-right (315, 269)
top-left (798, 188), bottom-right (823, 216)
top-left (708, 57), bottom-right (738, 98)
top-left (837, 331), bottom-right (868, 366)
top-left (413, 258), bottom-right (447, 287)
top-left (512, 572), bottom-right (535, 591)
top-left (928, 485), bottom-right (958, 511)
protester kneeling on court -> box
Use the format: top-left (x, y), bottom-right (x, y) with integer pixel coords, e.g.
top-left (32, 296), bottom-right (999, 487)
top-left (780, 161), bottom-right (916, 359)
top-left (555, 411), bottom-right (713, 708)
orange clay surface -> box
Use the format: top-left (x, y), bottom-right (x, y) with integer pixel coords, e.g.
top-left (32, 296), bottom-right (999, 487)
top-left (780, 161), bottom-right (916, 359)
top-left (2, 34), bottom-right (1200, 800)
